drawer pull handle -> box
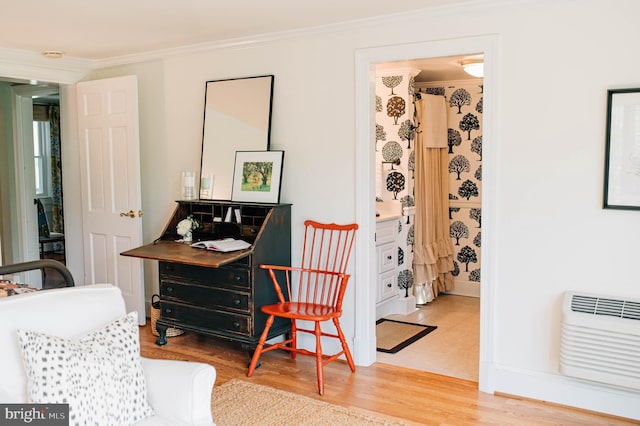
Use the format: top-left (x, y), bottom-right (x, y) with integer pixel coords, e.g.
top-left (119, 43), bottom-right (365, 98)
top-left (166, 287), bottom-right (173, 292)
top-left (387, 255), bottom-right (392, 260)
top-left (233, 321), bottom-right (240, 328)
top-left (387, 283), bottom-right (392, 288)
top-left (234, 276), bottom-right (241, 281)
top-left (164, 308), bottom-right (172, 314)
top-left (233, 299), bottom-right (241, 305)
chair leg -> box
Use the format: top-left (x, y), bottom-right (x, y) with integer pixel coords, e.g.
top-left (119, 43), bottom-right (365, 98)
top-left (290, 319), bottom-right (297, 359)
top-left (333, 317), bottom-right (356, 372)
top-left (314, 321), bottom-right (324, 395)
top-left (247, 315), bottom-right (274, 377)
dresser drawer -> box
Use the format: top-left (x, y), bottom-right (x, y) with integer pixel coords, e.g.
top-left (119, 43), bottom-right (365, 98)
top-left (376, 220), bottom-right (396, 246)
top-left (160, 261), bottom-right (250, 289)
top-left (377, 242), bottom-right (396, 273)
top-left (378, 269), bottom-right (396, 303)
top-left (160, 280), bottom-right (249, 312)
top-left (161, 300), bottom-right (251, 336)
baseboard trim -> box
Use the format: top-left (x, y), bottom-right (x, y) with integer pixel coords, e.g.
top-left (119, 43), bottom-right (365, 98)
top-left (492, 366), bottom-right (640, 420)
top-left (447, 281), bottom-right (480, 298)
top-left (493, 390), bottom-right (638, 424)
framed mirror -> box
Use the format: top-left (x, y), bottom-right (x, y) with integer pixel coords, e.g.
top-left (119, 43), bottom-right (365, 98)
top-left (200, 75), bottom-right (274, 200)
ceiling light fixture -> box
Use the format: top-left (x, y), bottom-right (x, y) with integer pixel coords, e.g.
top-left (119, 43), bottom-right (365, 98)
top-left (460, 59), bottom-right (484, 78)
top-left (42, 50), bottom-right (64, 59)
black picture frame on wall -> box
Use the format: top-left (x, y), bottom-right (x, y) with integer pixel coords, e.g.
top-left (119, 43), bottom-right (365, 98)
top-left (603, 88), bottom-right (640, 210)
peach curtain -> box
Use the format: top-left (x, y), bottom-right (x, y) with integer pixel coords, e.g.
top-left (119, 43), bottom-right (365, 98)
top-left (413, 94), bottom-right (455, 302)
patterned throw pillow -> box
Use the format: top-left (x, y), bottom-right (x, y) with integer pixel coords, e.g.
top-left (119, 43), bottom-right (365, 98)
top-left (17, 311), bottom-right (154, 426)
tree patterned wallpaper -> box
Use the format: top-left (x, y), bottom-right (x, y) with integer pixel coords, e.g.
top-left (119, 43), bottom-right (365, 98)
top-left (375, 69), bottom-right (483, 299)
top-left (376, 69), bottom-right (419, 301)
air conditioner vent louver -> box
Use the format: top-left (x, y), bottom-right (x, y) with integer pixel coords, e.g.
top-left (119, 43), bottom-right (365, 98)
top-left (560, 292), bottom-right (640, 391)
top-left (571, 294), bottom-right (640, 321)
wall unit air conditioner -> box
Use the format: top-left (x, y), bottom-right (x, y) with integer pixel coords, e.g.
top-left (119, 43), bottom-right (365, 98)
top-left (560, 291), bottom-right (640, 391)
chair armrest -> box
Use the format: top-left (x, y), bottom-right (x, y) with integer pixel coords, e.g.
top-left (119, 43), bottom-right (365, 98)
top-left (0, 259), bottom-right (74, 287)
top-left (140, 357), bottom-right (216, 426)
top-left (259, 264), bottom-right (344, 277)
top-left (259, 264), bottom-right (348, 304)
top-left (259, 264), bottom-right (291, 270)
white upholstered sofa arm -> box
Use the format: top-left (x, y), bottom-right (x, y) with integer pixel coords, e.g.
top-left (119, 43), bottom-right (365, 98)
top-left (141, 357), bottom-right (216, 426)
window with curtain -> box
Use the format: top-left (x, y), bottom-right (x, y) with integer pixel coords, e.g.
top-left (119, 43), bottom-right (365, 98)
top-left (33, 120), bottom-right (52, 197)
top-left (33, 102), bottom-right (64, 235)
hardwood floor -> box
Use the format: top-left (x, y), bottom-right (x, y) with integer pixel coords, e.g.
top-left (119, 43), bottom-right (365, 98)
top-left (139, 324), bottom-right (636, 425)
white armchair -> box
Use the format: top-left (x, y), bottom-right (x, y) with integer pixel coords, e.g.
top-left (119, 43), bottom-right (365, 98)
top-left (0, 283), bottom-right (216, 426)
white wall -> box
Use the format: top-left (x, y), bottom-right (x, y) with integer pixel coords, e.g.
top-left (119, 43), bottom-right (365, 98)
top-left (5, 0), bottom-right (639, 419)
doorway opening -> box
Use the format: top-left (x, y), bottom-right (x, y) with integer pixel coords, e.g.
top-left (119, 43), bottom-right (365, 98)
top-left (354, 35), bottom-right (498, 394)
top-left (373, 55), bottom-right (483, 381)
top-left (0, 79), bottom-right (64, 288)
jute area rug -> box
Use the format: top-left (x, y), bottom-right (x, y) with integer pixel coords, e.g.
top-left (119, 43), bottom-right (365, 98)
top-left (211, 379), bottom-right (407, 426)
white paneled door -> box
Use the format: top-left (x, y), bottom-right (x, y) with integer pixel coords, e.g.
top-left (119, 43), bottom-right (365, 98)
top-left (76, 75), bottom-right (145, 324)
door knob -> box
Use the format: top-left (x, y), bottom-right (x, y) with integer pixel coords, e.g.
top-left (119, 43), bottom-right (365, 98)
top-left (119, 210), bottom-right (143, 218)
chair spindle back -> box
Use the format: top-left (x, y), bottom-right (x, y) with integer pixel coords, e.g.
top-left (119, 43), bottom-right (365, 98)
top-left (293, 220), bottom-right (358, 310)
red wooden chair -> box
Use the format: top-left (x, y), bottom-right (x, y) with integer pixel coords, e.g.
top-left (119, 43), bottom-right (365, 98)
top-left (247, 220), bottom-right (358, 395)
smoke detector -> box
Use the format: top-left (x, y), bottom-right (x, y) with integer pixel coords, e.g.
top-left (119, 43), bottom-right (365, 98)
top-left (42, 50), bottom-right (64, 59)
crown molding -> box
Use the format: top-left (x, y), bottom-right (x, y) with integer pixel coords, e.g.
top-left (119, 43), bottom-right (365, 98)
top-left (1, 0), bottom-right (548, 72)
top-left (93, 0), bottom-right (542, 69)
top-left (0, 47), bottom-right (92, 84)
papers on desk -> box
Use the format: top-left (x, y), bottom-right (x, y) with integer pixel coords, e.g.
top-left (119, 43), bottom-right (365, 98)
top-left (190, 238), bottom-right (251, 252)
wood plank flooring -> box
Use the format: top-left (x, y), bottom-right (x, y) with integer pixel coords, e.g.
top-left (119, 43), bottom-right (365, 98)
top-left (139, 325), bottom-right (636, 425)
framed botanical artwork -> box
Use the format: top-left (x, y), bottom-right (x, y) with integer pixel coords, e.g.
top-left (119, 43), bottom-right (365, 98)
top-left (231, 150), bottom-right (284, 203)
top-left (603, 88), bottom-right (640, 210)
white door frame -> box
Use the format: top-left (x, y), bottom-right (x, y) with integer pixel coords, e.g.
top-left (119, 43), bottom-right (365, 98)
top-left (9, 84), bottom-right (61, 286)
top-left (354, 34), bottom-right (500, 394)
top-left (58, 84), bottom-right (85, 283)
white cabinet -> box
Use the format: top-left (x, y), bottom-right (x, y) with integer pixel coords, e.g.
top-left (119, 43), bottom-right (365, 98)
top-left (378, 267), bottom-right (396, 303)
top-left (376, 219), bottom-right (397, 318)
